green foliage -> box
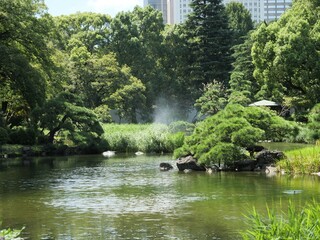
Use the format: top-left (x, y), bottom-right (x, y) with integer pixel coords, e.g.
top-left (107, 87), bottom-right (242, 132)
top-left (0, 0), bottom-right (53, 110)
top-left (242, 201), bottom-right (320, 239)
top-left (93, 105), bottom-right (112, 123)
top-left (158, 25), bottom-right (194, 117)
top-left (32, 92), bottom-right (103, 144)
top-left (228, 32), bottom-right (258, 106)
top-left (251, 0), bottom-right (320, 108)
top-left (165, 132), bottom-right (185, 153)
top-left (225, 1), bottom-right (253, 45)
top-left (199, 142), bottom-right (244, 166)
top-left (0, 222), bottom-right (24, 240)
top-left (195, 81), bottom-right (228, 117)
top-left (168, 121), bottom-right (195, 135)
top-left (0, 127), bottom-right (9, 145)
top-left (110, 6), bottom-right (165, 119)
top-left (175, 104), bottom-right (298, 165)
top-left (53, 12), bottom-right (112, 53)
top-left (307, 103), bottom-right (320, 141)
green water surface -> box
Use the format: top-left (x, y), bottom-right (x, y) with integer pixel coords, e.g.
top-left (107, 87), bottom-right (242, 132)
top-left (0, 154), bottom-right (320, 239)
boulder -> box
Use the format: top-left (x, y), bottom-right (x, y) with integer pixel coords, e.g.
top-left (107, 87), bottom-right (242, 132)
top-left (246, 145), bottom-right (265, 157)
top-left (176, 155), bottom-right (206, 171)
top-left (256, 150), bottom-right (284, 165)
top-left (227, 159), bottom-right (256, 171)
top-left (159, 162), bottom-right (173, 171)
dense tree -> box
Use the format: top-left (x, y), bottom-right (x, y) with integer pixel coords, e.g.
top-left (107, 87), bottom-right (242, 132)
top-left (184, 0), bottom-right (233, 93)
top-left (157, 24), bottom-right (194, 120)
top-left (307, 103), bottom-right (320, 141)
top-left (0, 0), bottom-right (53, 125)
top-left (32, 92), bottom-right (103, 144)
top-left (251, 0), bottom-right (320, 110)
top-left (228, 32), bottom-right (258, 105)
top-left (225, 1), bottom-right (253, 45)
top-left (110, 6), bottom-right (165, 120)
top-left (53, 12), bottom-right (112, 54)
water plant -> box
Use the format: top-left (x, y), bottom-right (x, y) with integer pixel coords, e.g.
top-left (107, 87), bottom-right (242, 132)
top-left (0, 223), bottom-right (24, 240)
top-left (242, 200), bottom-right (320, 239)
top-left (102, 123), bottom-right (186, 153)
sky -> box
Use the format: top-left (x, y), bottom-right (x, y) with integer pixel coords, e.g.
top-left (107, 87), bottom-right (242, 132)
top-left (44, 0), bottom-right (143, 17)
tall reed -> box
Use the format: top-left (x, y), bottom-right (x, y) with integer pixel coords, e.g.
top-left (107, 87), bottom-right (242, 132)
top-left (242, 200), bottom-right (320, 239)
top-left (278, 146), bottom-right (320, 174)
top-left (101, 123), bottom-right (185, 153)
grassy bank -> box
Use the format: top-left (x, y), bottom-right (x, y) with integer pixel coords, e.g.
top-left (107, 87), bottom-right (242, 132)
top-left (277, 145), bottom-right (320, 174)
top-left (0, 122), bottom-right (192, 157)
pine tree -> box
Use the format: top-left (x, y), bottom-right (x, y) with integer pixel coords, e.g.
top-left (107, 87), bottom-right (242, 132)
top-left (185, 0), bottom-right (233, 95)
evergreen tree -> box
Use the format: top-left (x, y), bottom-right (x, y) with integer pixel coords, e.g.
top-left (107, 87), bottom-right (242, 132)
top-left (228, 32), bottom-right (258, 105)
top-left (185, 0), bottom-right (233, 97)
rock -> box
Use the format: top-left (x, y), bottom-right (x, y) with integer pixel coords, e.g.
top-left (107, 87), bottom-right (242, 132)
top-left (265, 165), bottom-right (278, 175)
top-left (256, 150), bottom-right (284, 165)
top-left (102, 151), bottom-right (116, 157)
top-left (176, 155), bottom-right (206, 171)
top-left (229, 159), bottom-right (257, 171)
top-left (246, 145), bottom-right (265, 157)
top-left (159, 162), bottom-right (173, 171)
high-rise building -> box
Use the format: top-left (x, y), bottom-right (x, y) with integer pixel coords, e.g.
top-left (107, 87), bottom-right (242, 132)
top-left (224, 0), bottom-right (292, 23)
top-left (264, 0), bottom-right (292, 22)
top-left (167, 0), bottom-right (193, 24)
top-left (223, 0), bottom-right (264, 23)
top-left (143, 0), bottom-right (168, 23)
top-left (145, 0), bottom-right (292, 24)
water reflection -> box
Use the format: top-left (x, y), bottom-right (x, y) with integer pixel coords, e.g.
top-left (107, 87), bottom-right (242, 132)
top-left (1, 155), bottom-right (320, 239)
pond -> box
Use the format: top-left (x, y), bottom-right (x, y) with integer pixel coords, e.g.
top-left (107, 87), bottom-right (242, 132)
top-left (1, 154), bottom-right (320, 239)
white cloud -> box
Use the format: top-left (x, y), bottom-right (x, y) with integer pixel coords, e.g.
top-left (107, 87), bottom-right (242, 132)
top-left (87, 0), bottom-right (143, 16)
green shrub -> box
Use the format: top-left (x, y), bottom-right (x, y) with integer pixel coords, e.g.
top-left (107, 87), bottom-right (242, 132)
top-left (168, 121), bottom-right (195, 135)
top-left (0, 127), bottom-right (9, 144)
top-left (165, 132), bottom-right (185, 152)
top-left (175, 104), bottom-right (301, 166)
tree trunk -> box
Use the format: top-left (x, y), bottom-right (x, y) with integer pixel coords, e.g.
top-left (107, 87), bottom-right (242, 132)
top-left (47, 115), bottom-right (68, 144)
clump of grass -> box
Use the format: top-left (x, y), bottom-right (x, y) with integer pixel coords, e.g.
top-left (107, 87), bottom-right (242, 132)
top-left (277, 146), bottom-right (320, 174)
top-left (101, 123), bottom-right (185, 153)
top-left (242, 200), bottom-right (320, 239)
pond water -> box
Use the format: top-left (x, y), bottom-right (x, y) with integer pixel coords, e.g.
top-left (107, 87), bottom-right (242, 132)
top-left (1, 154), bottom-right (320, 239)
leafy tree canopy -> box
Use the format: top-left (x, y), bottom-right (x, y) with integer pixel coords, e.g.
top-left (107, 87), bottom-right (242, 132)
top-left (32, 92), bottom-right (103, 144)
top-left (0, 0), bottom-right (53, 111)
top-left (251, 0), bottom-right (320, 108)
